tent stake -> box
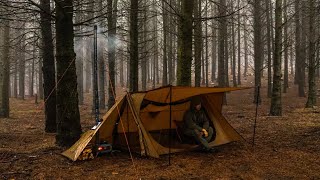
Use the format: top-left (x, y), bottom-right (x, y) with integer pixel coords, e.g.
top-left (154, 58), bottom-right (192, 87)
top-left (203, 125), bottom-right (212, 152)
top-left (252, 85), bottom-right (260, 147)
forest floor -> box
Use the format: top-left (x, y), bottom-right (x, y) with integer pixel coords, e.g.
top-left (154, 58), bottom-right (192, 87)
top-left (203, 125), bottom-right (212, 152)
top-left (0, 76), bottom-right (319, 180)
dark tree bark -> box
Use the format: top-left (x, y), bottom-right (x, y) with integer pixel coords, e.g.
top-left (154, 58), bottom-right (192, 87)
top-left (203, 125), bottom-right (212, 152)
top-left (129, 0), bottom-right (139, 92)
top-left (237, 0), bottom-right (241, 85)
top-left (231, 0), bottom-right (237, 87)
top-left (85, 0), bottom-right (94, 93)
top-left (40, 0), bottom-right (57, 132)
top-left (19, 27), bottom-right (26, 100)
top-left (141, 0), bottom-right (148, 91)
top-left (119, 49), bottom-right (124, 87)
top-left (0, 18), bottom-right (10, 118)
top-left (270, 0), bottom-right (282, 116)
top-left (152, 0), bottom-right (158, 88)
top-left (211, 12), bottom-right (217, 82)
top-left (295, 0), bottom-right (305, 97)
top-left (55, 0), bottom-right (82, 146)
top-left (194, 0), bottom-right (202, 87)
top-left (218, 0), bottom-right (227, 88)
top-left (177, 0), bottom-right (194, 86)
top-left (306, 0), bottom-right (317, 107)
top-left (29, 44), bottom-right (35, 97)
top-left (243, 17), bottom-right (248, 77)
top-left (283, 0), bottom-right (289, 93)
top-left (162, 0), bottom-right (168, 86)
top-left (253, 0), bottom-right (262, 103)
top-left (75, 7), bottom-right (84, 106)
top-left (107, 0), bottom-right (118, 109)
top-left (205, 0), bottom-right (209, 87)
top-left (38, 58), bottom-right (44, 99)
top-left (13, 52), bottom-right (18, 98)
top-left (266, 0), bottom-right (272, 97)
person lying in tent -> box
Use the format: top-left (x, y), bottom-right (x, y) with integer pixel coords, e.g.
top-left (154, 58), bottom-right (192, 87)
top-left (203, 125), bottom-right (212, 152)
top-left (183, 96), bottom-right (216, 152)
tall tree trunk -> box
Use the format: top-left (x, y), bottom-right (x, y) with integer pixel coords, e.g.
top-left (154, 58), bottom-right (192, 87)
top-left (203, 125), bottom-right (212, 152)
top-left (0, 18), bottom-right (10, 118)
top-left (243, 17), bottom-right (248, 77)
top-left (237, 0), bottom-right (241, 85)
top-left (168, 0), bottom-right (173, 85)
top-left (295, 0), bottom-right (305, 97)
top-left (231, 1), bottom-right (237, 87)
top-left (162, 0), bottom-right (168, 86)
top-left (205, 0), bottom-right (209, 87)
top-left (194, 0), bottom-right (202, 87)
top-left (253, 0), bottom-right (262, 103)
top-left (283, 0), bottom-right (289, 93)
top-left (153, 0), bottom-right (158, 88)
top-left (75, 6), bottom-right (84, 105)
top-left (218, 0), bottom-right (226, 88)
top-left (14, 53), bottom-right (18, 98)
top-left (38, 58), bottom-right (44, 99)
top-left (270, 0), bottom-right (283, 116)
top-left (30, 43), bottom-right (35, 97)
top-left (85, 0), bottom-right (94, 93)
top-left (19, 27), bottom-right (26, 100)
top-left (55, 0), bottom-right (82, 146)
top-left (74, 1), bottom-right (84, 106)
top-left (119, 49), bottom-right (124, 87)
top-left (306, 0), bottom-right (317, 107)
top-left (141, 0), bottom-right (147, 90)
top-left (266, 0), bottom-right (272, 97)
top-left (177, 0), bottom-right (194, 86)
top-left (129, 0), bottom-right (139, 92)
top-left (211, 12), bottom-right (217, 82)
top-left (40, 0), bottom-right (57, 133)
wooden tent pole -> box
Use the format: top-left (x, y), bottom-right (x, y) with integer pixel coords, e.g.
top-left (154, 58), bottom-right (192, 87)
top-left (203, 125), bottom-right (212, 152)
top-left (169, 85), bottom-right (172, 165)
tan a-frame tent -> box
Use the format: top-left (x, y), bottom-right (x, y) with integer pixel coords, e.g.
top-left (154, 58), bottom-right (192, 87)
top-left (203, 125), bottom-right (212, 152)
top-left (62, 86), bottom-right (249, 161)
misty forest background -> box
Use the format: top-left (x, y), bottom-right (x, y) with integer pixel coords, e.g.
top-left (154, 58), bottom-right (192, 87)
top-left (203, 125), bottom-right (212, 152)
top-left (0, 0), bottom-right (319, 147)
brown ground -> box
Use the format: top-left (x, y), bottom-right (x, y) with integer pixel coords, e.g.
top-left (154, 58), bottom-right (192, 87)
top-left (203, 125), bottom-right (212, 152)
top-left (0, 77), bottom-right (319, 180)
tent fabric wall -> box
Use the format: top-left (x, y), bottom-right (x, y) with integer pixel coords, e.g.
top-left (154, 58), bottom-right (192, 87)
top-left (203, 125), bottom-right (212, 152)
top-left (62, 86), bottom-right (249, 161)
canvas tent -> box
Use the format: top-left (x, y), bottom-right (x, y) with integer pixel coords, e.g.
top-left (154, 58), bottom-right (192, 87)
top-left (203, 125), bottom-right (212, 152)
top-left (62, 86), bottom-right (249, 161)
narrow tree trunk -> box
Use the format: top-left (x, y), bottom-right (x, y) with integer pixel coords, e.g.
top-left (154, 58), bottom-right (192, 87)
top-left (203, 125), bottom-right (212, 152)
top-left (237, 0), bottom-right (241, 85)
top-left (270, 0), bottom-right (282, 116)
top-left (243, 17), bottom-right (248, 77)
top-left (19, 29), bottom-right (26, 100)
top-left (85, 0), bottom-right (94, 93)
top-left (141, 0), bottom-right (147, 90)
top-left (211, 13), bottom-right (217, 82)
top-left (194, 0), bottom-right (202, 87)
top-left (162, 0), bottom-right (168, 86)
top-left (153, 0), bottom-right (158, 88)
top-left (306, 0), bottom-right (317, 107)
top-left (0, 18), bottom-right (10, 118)
top-left (295, 0), bottom-right (305, 97)
top-left (168, 0), bottom-right (173, 85)
top-left (253, 0), bottom-right (262, 103)
top-left (30, 44), bottom-right (35, 97)
top-left (55, 0), bottom-right (82, 146)
top-left (218, 0), bottom-right (226, 88)
top-left (266, 0), bottom-right (272, 97)
top-left (205, 0), bottom-right (209, 87)
top-left (231, 1), bottom-right (237, 87)
top-left (283, 0), bottom-right (289, 93)
top-left (129, 0), bottom-right (139, 92)
top-left (38, 58), bottom-right (44, 99)
top-left (14, 54), bottom-right (18, 98)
